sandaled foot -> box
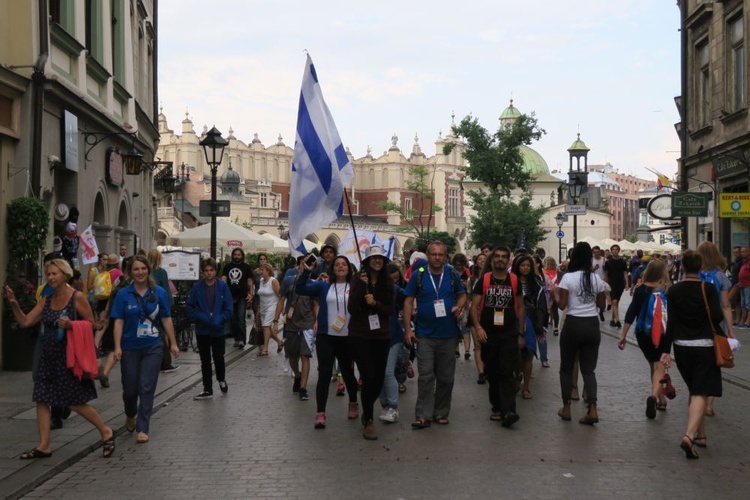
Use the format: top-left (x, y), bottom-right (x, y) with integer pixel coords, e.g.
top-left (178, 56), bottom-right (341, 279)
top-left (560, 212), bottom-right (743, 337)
top-left (136, 432), bottom-right (149, 444)
top-left (705, 408), bottom-right (715, 417)
top-left (522, 389), bottom-right (532, 399)
top-left (693, 435), bottom-right (707, 448)
top-left (434, 416), bottom-right (449, 425)
top-left (102, 431), bottom-right (115, 458)
top-left (680, 435), bottom-right (699, 459)
top-left (19, 448), bottom-right (52, 460)
top-left (490, 412), bottom-right (503, 421)
top-left (656, 400), bottom-right (667, 412)
top-left (411, 418), bottom-right (431, 429)
top-left (398, 383), bottom-right (406, 393)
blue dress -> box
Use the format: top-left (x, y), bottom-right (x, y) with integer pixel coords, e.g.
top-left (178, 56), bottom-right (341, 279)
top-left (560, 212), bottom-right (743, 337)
top-left (32, 292), bottom-right (97, 406)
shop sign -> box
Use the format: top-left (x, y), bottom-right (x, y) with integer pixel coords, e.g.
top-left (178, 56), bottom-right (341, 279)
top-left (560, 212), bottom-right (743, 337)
top-left (672, 192), bottom-right (710, 217)
top-left (647, 194), bottom-right (674, 220)
top-left (713, 151), bottom-right (748, 179)
top-left (719, 193), bottom-right (750, 218)
top-left (106, 149), bottom-right (124, 187)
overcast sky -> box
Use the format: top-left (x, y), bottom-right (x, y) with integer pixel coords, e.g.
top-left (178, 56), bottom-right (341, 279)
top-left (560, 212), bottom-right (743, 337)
top-left (158, 0), bottom-right (681, 180)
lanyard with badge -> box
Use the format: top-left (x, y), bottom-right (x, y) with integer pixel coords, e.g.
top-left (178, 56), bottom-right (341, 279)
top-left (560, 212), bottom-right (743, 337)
top-left (135, 290), bottom-right (160, 339)
top-left (330, 283), bottom-right (348, 333)
top-left (492, 275), bottom-right (509, 326)
top-left (429, 271), bottom-right (447, 318)
top-left (365, 275), bottom-right (381, 330)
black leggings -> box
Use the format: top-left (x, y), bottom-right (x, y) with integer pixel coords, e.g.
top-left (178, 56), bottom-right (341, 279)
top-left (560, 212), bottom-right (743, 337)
top-left (559, 315), bottom-right (600, 405)
top-left (349, 336), bottom-right (390, 422)
top-left (315, 335), bottom-right (357, 412)
top-left (550, 300), bottom-right (560, 328)
top-left (196, 335), bottom-right (225, 393)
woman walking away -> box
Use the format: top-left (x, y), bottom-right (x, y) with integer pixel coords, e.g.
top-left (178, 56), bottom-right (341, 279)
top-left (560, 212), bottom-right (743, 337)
top-left (348, 245), bottom-right (395, 440)
top-left (187, 258), bottom-right (233, 399)
top-left (257, 263), bottom-right (283, 356)
top-left (618, 259), bottom-right (671, 418)
top-left (557, 242), bottom-right (607, 425)
top-left (543, 257), bottom-right (560, 337)
top-left (5, 259), bottom-right (114, 459)
top-left (662, 250), bottom-right (725, 459)
top-left (111, 255), bottom-right (179, 444)
top-left (296, 255), bottom-right (359, 429)
top-left (468, 253), bottom-right (488, 383)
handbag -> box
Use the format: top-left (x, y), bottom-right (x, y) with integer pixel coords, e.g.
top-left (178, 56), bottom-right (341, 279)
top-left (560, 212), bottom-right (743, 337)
top-left (700, 282), bottom-right (735, 369)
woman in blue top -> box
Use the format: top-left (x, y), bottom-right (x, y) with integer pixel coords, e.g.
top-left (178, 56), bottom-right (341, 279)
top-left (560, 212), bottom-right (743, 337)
top-left (112, 255), bottom-right (179, 444)
top-left (187, 258), bottom-right (233, 400)
top-left (296, 254), bottom-right (359, 430)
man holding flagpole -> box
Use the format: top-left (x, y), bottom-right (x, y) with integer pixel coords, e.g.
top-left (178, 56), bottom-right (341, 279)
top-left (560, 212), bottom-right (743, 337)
top-left (288, 54), bottom-right (354, 257)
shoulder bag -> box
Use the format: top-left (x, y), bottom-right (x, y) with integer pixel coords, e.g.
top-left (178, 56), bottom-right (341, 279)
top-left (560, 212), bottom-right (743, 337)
top-left (701, 282), bottom-right (735, 368)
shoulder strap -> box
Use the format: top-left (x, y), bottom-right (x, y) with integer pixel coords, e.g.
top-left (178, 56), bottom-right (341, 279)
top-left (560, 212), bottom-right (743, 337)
top-left (700, 282), bottom-right (717, 334)
top-left (478, 272), bottom-right (492, 315)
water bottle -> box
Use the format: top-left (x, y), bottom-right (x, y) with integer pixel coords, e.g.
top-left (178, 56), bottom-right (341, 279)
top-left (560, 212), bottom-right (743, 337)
top-left (57, 311), bottom-right (67, 341)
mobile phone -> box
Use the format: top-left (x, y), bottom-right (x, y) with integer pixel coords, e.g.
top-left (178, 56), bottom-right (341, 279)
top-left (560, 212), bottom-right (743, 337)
top-left (305, 254), bottom-right (317, 268)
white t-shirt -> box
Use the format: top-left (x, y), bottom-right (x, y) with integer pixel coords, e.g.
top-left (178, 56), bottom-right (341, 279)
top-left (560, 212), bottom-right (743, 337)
top-left (559, 270), bottom-right (607, 317)
top-left (325, 282), bottom-right (350, 336)
top-left (592, 256), bottom-right (605, 280)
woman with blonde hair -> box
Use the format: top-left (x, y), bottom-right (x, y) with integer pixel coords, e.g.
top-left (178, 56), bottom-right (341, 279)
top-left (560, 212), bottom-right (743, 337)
top-left (696, 241), bottom-right (735, 417)
top-left (147, 248), bottom-right (178, 373)
top-left (5, 259), bottom-right (114, 459)
top-left (257, 262), bottom-right (283, 356)
top-left (618, 259), bottom-right (671, 418)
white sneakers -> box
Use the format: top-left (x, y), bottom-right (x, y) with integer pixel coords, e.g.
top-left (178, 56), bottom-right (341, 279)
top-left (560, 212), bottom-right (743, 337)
top-left (378, 407), bottom-right (399, 423)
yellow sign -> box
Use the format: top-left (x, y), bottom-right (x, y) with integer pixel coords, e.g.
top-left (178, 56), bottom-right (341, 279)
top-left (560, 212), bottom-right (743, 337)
top-left (720, 193), bottom-right (750, 218)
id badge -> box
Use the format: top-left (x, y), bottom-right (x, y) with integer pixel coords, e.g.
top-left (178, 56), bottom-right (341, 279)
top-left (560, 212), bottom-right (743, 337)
top-left (286, 306), bottom-right (295, 319)
top-left (493, 310), bottom-right (505, 326)
top-left (368, 314), bottom-right (381, 330)
top-left (137, 320), bottom-right (157, 338)
top-left (331, 315), bottom-right (346, 332)
top-left (433, 299), bottom-right (447, 318)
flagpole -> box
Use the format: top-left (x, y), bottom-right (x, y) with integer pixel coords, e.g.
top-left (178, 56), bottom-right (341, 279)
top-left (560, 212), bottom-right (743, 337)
top-left (343, 189), bottom-right (362, 267)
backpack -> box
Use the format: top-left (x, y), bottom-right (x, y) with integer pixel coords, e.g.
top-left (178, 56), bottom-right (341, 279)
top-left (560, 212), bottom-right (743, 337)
top-left (699, 269), bottom-right (723, 296)
top-left (635, 286), bottom-right (667, 348)
top-left (92, 270), bottom-right (112, 301)
top-left (415, 264), bottom-right (463, 298)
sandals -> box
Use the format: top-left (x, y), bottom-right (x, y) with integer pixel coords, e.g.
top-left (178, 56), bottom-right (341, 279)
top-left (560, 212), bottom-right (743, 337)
top-left (680, 435), bottom-right (699, 459)
top-left (434, 416), bottom-right (449, 425)
top-left (398, 383), bottom-right (407, 393)
top-left (656, 401), bottom-right (668, 412)
top-left (522, 389), bottom-right (532, 400)
top-left (19, 448), bottom-right (52, 460)
top-left (259, 350), bottom-right (269, 357)
top-left (705, 408), bottom-right (715, 417)
top-left (102, 436), bottom-right (116, 458)
top-left (136, 432), bottom-right (149, 444)
top-left (693, 435), bottom-right (707, 448)
top-left (277, 340), bottom-right (285, 353)
top-left (411, 418), bottom-right (431, 429)
top-left (490, 413), bottom-right (503, 422)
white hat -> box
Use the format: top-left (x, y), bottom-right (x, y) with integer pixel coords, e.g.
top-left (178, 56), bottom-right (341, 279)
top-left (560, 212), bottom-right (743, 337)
top-left (54, 203), bottom-right (69, 222)
top-left (410, 251), bottom-right (427, 265)
top-left (363, 244), bottom-right (389, 262)
top-left (52, 236), bottom-right (63, 252)
top-left (66, 222), bottom-right (77, 234)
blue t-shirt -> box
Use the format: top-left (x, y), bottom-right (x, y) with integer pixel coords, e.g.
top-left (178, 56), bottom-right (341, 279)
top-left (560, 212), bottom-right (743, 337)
top-left (110, 284), bottom-right (171, 351)
top-left (404, 265), bottom-right (465, 339)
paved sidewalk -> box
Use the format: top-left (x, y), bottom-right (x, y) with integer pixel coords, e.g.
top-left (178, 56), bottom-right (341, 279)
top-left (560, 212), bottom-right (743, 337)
top-left (0, 337), bottom-right (255, 500)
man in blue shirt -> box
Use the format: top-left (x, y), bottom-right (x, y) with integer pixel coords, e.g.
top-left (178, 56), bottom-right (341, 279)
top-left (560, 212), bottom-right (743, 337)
top-left (404, 241), bottom-right (466, 428)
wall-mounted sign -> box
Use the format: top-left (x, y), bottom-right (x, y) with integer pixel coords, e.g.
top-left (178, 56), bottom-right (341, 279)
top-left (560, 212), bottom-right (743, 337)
top-left (713, 151), bottom-right (748, 180)
top-left (106, 149), bottom-right (124, 187)
top-left (719, 193), bottom-right (750, 218)
top-left (565, 204), bottom-right (587, 215)
top-left (647, 194), bottom-right (674, 220)
top-left (672, 192), bottom-right (710, 217)
top-left (62, 110), bottom-right (79, 172)
top-left (199, 200), bottom-right (231, 217)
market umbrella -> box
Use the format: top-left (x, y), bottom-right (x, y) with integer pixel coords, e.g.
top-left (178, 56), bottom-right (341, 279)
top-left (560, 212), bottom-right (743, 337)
top-left (168, 220), bottom-right (273, 251)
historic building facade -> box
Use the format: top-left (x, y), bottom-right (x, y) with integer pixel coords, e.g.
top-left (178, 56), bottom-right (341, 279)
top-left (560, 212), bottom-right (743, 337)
top-left (0, 0), bottom-right (160, 368)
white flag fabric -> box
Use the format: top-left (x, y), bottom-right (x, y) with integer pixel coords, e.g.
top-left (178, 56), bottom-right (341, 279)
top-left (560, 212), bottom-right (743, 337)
top-left (288, 54), bottom-right (354, 256)
top-left (339, 229), bottom-right (396, 270)
top-left (79, 225), bottom-right (100, 265)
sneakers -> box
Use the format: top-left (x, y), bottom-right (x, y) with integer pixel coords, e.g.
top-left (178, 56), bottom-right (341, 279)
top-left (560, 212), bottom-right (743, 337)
top-left (347, 402), bottom-right (359, 420)
top-left (336, 383), bottom-right (346, 396)
top-left (501, 412), bottom-right (520, 428)
top-left (219, 381), bottom-right (228, 394)
top-left (193, 391), bottom-right (213, 400)
top-left (379, 407), bottom-right (399, 423)
top-left (363, 420), bottom-right (378, 440)
top-left (454, 350), bottom-right (460, 359)
top-left (616, 321), bottom-right (622, 328)
top-left (477, 373), bottom-right (486, 385)
top-left (314, 412), bottom-right (326, 429)
top-left (646, 396), bottom-right (657, 419)
top-left (161, 364), bottom-right (180, 373)
top-left (298, 388), bottom-right (309, 401)
top-left (99, 374), bottom-right (110, 388)
top-left (464, 352), bottom-right (471, 360)
top-left (553, 328), bottom-right (559, 336)
top-left (292, 377), bottom-right (301, 394)
top-left (238, 342), bottom-right (245, 349)
top-left (609, 320), bottom-right (616, 327)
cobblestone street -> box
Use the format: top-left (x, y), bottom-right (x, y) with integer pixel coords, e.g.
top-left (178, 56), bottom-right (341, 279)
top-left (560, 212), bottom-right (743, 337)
top-left (13, 312), bottom-right (750, 500)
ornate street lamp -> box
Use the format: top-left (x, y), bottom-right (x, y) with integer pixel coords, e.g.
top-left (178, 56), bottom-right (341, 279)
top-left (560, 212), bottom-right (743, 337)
top-left (199, 127), bottom-right (228, 258)
top-left (277, 223), bottom-right (286, 239)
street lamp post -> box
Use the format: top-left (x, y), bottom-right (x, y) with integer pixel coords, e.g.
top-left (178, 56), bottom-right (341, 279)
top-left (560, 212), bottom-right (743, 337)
top-left (176, 163), bottom-right (190, 231)
top-left (277, 223), bottom-right (286, 239)
top-left (567, 133), bottom-right (590, 246)
top-left (199, 127), bottom-right (228, 259)
top-left (555, 212), bottom-right (566, 262)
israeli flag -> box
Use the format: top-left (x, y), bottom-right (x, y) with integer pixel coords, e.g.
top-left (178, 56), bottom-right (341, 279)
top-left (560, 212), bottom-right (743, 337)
top-left (288, 54), bottom-right (354, 256)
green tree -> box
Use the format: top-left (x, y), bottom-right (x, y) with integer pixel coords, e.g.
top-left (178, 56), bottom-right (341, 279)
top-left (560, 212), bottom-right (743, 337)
top-left (624, 234), bottom-right (638, 243)
top-left (466, 193), bottom-right (547, 250)
top-left (377, 165), bottom-right (442, 241)
top-left (418, 231), bottom-right (457, 255)
top-left (445, 112), bottom-right (548, 250)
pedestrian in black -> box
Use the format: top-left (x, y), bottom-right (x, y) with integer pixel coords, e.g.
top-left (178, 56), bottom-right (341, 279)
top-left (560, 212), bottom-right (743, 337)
top-left (221, 248), bottom-right (254, 348)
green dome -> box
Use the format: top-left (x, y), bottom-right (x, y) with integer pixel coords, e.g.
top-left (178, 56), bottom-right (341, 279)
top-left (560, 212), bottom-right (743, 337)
top-left (500, 100), bottom-right (522, 121)
top-left (519, 145), bottom-right (550, 176)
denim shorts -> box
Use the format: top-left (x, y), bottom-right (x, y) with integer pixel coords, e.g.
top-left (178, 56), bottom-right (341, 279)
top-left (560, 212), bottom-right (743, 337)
top-left (741, 287), bottom-right (750, 311)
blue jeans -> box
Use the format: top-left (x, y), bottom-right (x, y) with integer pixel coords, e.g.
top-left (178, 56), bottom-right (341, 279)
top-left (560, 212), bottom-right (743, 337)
top-left (230, 299), bottom-right (247, 343)
top-left (379, 342), bottom-right (402, 409)
top-left (121, 343), bottom-right (163, 434)
top-left (538, 334), bottom-right (548, 362)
